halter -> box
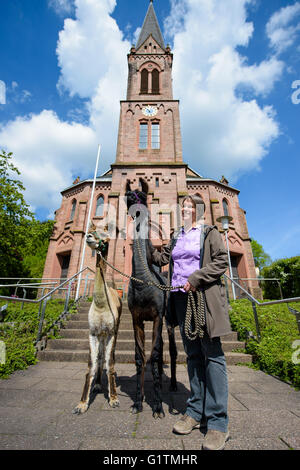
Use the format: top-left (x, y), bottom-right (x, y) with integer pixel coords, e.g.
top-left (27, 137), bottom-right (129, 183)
top-left (91, 231), bottom-right (108, 255)
top-left (133, 191), bottom-right (142, 205)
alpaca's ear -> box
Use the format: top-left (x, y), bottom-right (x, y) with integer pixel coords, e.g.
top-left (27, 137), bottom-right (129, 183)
top-left (125, 179), bottom-right (131, 192)
top-left (140, 178), bottom-right (148, 195)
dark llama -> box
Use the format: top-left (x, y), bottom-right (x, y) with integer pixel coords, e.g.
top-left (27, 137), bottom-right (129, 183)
top-left (125, 178), bottom-right (177, 419)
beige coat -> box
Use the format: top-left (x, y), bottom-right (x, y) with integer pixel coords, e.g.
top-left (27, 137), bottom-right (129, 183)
top-left (150, 225), bottom-right (232, 338)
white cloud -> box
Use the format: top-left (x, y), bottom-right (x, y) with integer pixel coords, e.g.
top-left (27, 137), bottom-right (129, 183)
top-left (0, 0), bottom-right (130, 217)
top-left (56, 0), bottom-right (130, 167)
top-left (56, 0), bottom-right (129, 98)
top-left (0, 110), bottom-right (98, 215)
top-left (48, 0), bottom-right (74, 16)
top-left (0, 0), bottom-right (288, 218)
top-left (164, 0), bottom-right (283, 181)
top-left (5, 81), bottom-right (32, 104)
top-left (132, 27), bottom-right (141, 46)
top-left (0, 80), bottom-right (6, 105)
top-left (266, 2), bottom-right (300, 54)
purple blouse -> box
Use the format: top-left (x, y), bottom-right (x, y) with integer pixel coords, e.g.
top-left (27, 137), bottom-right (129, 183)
top-left (171, 226), bottom-right (201, 292)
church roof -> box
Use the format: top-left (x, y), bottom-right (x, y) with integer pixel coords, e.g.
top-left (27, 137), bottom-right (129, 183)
top-left (136, 1), bottom-right (165, 50)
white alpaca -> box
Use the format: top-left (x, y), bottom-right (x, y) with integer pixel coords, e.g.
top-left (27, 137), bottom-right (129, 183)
top-left (72, 224), bottom-right (122, 414)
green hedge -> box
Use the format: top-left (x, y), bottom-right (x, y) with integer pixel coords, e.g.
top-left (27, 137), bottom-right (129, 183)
top-left (261, 256), bottom-right (300, 299)
top-left (229, 299), bottom-right (300, 389)
top-left (0, 299), bottom-right (76, 379)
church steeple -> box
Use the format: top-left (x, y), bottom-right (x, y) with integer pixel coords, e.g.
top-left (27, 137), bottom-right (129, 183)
top-left (136, 0), bottom-right (165, 50)
top-left (114, 0), bottom-right (182, 166)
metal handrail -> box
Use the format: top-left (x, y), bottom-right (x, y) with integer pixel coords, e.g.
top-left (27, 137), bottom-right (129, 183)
top-left (0, 266), bottom-right (94, 344)
top-left (0, 283), bottom-right (57, 288)
top-left (231, 277), bottom-right (283, 299)
top-left (231, 277), bottom-right (281, 280)
top-left (224, 274), bottom-right (300, 341)
top-left (224, 274), bottom-right (300, 306)
top-left (0, 267), bottom-right (95, 304)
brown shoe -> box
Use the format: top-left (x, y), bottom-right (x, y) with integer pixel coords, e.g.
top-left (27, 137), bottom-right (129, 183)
top-left (173, 414), bottom-right (200, 435)
top-left (202, 429), bottom-right (230, 450)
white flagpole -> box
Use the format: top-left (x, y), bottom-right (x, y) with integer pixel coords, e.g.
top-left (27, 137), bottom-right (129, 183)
top-left (75, 144), bottom-right (101, 301)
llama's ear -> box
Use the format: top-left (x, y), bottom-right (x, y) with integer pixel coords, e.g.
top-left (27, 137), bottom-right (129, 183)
top-left (140, 178), bottom-right (148, 195)
top-left (125, 179), bottom-right (131, 192)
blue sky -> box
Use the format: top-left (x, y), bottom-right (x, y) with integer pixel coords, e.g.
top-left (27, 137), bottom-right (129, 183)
top-left (0, 0), bottom-right (300, 262)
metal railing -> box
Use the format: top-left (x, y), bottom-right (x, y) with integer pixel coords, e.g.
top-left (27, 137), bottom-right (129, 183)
top-left (224, 274), bottom-right (300, 341)
top-left (231, 277), bottom-right (283, 300)
top-left (1, 268), bottom-right (298, 347)
top-left (0, 267), bottom-right (95, 345)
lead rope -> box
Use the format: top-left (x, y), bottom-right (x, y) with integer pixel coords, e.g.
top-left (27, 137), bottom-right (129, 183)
top-left (96, 238), bottom-right (206, 340)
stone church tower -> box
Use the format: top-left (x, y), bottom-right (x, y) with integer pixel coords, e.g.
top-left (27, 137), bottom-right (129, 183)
top-left (42, 1), bottom-right (260, 298)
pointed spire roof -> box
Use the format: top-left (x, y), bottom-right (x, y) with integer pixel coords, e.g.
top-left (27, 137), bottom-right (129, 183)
top-left (136, 1), bottom-right (165, 50)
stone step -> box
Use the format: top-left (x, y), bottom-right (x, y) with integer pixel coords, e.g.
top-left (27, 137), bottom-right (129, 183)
top-left (65, 321), bottom-right (89, 329)
top-left (39, 302), bottom-right (250, 365)
top-left (37, 349), bottom-right (252, 365)
top-left (46, 338), bottom-right (244, 352)
top-left (59, 328), bottom-right (238, 342)
top-left (75, 309), bottom-right (130, 315)
top-left (71, 312), bottom-right (133, 321)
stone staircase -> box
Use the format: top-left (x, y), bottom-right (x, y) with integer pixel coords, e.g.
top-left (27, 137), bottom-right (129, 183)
top-left (38, 301), bottom-right (252, 365)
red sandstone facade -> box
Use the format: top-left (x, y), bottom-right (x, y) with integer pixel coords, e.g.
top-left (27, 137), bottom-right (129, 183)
top-left (42, 2), bottom-right (260, 298)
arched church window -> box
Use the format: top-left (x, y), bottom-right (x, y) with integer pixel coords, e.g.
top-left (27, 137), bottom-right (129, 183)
top-left (152, 69), bottom-right (159, 94)
top-left (139, 122), bottom-right (148, 149)
top-left (70, 199), bottom-right (77, 221)
top-left (151, 122), bottom-right (160, 149)
top-left (95, 195), bottom-right (104, 217)
top-left (141, 69), bottom-right (149, 94)
top-left (223, 199), bottom-right (229, 217)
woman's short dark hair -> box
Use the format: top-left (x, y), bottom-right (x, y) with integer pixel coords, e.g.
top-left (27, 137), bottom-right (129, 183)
top-left (182, 195), bottom-right (206, 220)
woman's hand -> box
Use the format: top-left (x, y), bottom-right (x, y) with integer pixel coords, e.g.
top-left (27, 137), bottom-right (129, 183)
top-left (184, 281), bottom-right (196, 293)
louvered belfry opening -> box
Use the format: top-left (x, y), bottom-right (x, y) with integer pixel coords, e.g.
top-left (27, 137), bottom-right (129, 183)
top-left (141, 69), bottom-right (149, 94)
top-left (152, 69), bottom-right (159, 94)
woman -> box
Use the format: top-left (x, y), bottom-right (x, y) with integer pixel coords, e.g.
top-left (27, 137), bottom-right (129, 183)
top-left (150, 195), bottom-right (231, 450)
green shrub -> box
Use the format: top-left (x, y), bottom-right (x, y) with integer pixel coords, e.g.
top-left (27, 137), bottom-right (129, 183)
top-left (229, 299), bottom-right (300, 389)
top-left (0, 299), bottom-right (76, 379)
top-left (261, 256), bottom-right (300, 299)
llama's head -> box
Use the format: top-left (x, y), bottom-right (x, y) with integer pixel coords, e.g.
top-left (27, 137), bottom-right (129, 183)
top-left (125, 178), bottom-right (149, 221)
top-left (125, 178), bottom-right (148, 211)
top-left (125, 178), bottom-right (149, 237)
top-left (86, 222), bottom-right (109, 257)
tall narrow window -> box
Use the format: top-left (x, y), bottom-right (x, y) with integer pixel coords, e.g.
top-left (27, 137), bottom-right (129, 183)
top-left (96, 195), bottom-right (104, 217)
top-left (139, 123), bottom-right (148, 149)
top-left (223, 199), bottom-right (229, 217)
top-left (70, 200), bottom-right (76, 220)
top-left (152, 69), bottom-right (159, 94)
top-left (151, 122), bottom-right (160, 149)
top-left (141, 69), bottom-right (148, 94)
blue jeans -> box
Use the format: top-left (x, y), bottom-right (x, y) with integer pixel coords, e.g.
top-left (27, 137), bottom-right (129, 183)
top-left (172, 291), bottom-right (229, 433)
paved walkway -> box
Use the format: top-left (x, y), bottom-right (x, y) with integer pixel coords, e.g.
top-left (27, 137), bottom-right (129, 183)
top-left (0, 361), bottom-right (299, 451)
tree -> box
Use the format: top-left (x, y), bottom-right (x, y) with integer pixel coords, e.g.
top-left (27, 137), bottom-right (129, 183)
top-left (262, 256), bottom-right (300, 299)
top-left (22, 219), bottom-right (55, 279)
top-left (251, 239), bottom-right (272, 272)
top-left (0, 150), bottom-right (34, 279)
top-left (0, 151), bottom-right (55, 296)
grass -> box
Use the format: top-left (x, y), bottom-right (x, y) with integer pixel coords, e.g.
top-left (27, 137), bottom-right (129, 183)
top-left (0, 299), bottom-right (77, 379)
top-left (229, 299), bottom-right (300, 389)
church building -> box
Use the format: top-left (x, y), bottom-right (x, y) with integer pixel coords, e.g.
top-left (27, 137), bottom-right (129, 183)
top-left (42, 1), bottom-right (260, 299)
